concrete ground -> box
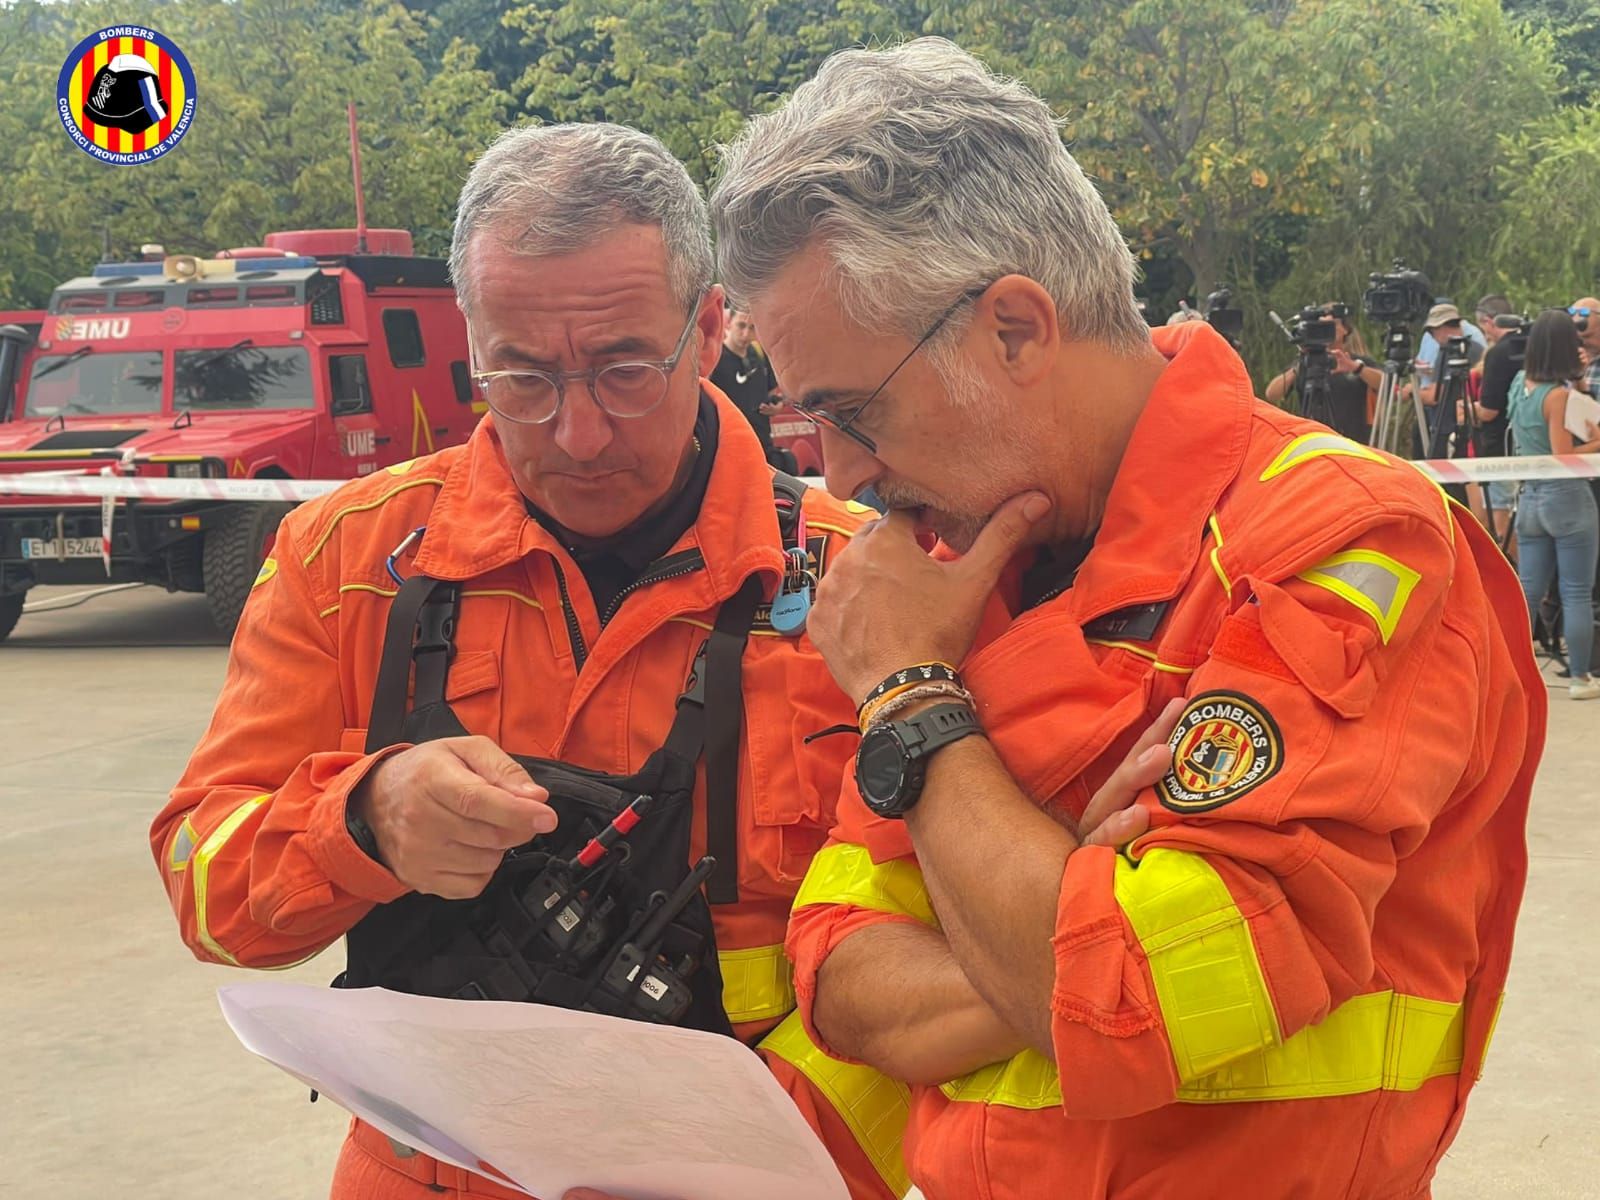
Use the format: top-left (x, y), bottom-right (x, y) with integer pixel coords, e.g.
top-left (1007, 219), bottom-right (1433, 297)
top-left (2, 584), bottom-right (1596, 1198)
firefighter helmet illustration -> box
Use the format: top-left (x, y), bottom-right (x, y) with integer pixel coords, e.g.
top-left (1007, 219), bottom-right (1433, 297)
top-left (56, 26), bottom-right (198, 164)
top-left (84, 53), bottom-right (167, 135)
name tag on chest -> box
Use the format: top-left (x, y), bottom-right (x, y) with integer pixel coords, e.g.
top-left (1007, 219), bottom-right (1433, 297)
top-left (1082, 599), bottom-right (1170, 643)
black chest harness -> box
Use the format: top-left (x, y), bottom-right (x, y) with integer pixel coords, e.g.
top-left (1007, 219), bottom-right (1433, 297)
top-left (338, 475), bottom-right (808, 1041)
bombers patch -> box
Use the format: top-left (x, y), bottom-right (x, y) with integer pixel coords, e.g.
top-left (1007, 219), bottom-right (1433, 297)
top-left (1158, 691), bottom-right (1283, 813)
top-left (57, 26), bottom-right (197, 165)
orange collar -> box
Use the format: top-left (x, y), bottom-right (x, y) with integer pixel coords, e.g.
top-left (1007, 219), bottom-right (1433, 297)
top-left (1068, 322), bottom-right (1255, 620)
top-left (411, 384), bottom-right (788, 601)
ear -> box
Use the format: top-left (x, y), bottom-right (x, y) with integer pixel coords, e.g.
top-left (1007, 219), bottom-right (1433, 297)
top-left (697, 285), bottom-right (726, 377)
top-left (974, 274), bottom-right (1059, 386)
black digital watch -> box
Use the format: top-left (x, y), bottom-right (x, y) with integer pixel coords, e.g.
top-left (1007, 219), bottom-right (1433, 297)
top-left (855, 702), bottom-right (983, 819)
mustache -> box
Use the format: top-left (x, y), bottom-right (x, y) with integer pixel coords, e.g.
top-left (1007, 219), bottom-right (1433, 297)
top-left (872, 481), bottom-right (943, 511)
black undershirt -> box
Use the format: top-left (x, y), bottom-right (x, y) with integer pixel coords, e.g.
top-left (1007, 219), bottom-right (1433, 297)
top-left (526, 392), bottom-right (719, 622)
top-left (1020, 538), bottom-right (1096, 612)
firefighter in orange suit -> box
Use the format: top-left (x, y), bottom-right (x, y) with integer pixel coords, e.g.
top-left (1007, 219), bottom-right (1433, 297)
top-left (710, 39), bottom-right (1545, 1200)
top-left (151, 123), bottom-right (910, 1200)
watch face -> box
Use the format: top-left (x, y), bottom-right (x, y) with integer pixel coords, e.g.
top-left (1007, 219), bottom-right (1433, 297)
top-left (857, 727), bottom-right (907, 804)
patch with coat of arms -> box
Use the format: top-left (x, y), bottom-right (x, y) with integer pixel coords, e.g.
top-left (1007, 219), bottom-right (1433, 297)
top-left (1158, 691), bottom-right (1283, 813)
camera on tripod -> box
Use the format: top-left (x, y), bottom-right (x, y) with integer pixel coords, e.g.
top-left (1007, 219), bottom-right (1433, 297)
top-left (1202, 286), bottom-right (1244, 346)
top-left (1363, 262), bottom-right (1433, 325)
top-left (1285, 303), bottom-right (1348, 350)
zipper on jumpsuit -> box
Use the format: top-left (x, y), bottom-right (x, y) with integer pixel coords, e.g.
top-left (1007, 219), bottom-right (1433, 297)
top-left (548, 549), bottom-right (710, 674)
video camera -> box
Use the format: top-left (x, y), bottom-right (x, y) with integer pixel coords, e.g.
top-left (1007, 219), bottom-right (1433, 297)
top-left (1202, 287), bottom-right (1244, 346)
top-left (1363, 261), bottom-right (1433, 325)
top-left (1282, 303), bottom-right (1348, 350)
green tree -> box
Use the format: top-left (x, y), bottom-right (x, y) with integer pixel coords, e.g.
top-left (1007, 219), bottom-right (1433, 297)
top-left (504, 0), bottom-right (931, 182)
top-left (0, 0), bottom-right (510, 308)
top-left (1261, 0), bottom-right (1561, 376)
top-left (1505, 0), bottom-right (1600, 102)
top-left (1493, 102), bottom-right (1600, 301)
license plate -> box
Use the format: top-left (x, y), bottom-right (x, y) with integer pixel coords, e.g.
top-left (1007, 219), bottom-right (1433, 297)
top-left (22, 537), bottom-right (101, 560)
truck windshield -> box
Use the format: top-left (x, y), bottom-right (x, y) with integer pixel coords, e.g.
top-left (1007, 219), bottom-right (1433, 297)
top-left (174, 345), bottom-right (315, 412)
top-left (24, 350), bottom-right (164, 417)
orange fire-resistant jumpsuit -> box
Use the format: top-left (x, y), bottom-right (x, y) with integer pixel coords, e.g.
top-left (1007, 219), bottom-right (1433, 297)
top-left (150, 390), bottom-right (909, 1200)
top-left (787, 322), bottom-right (1545, 1200)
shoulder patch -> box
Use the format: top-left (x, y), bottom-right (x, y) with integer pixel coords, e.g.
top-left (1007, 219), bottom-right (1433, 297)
top-left (1158, 691), bottom-right (1283, 813)
top-left (1260, 432), bottom-right (1388, 482)
top-left (1296, 549), bottom-right (1422, 643)
top-left (252, 557), bottom-right (278, 589)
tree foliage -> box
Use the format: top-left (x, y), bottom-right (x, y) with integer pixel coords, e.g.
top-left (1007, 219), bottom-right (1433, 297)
top-left (0, 0), bottom-right (1593, 386)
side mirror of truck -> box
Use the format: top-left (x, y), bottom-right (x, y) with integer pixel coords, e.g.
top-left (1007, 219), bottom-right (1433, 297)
top-left (329, 354), bottom-right (372, 417)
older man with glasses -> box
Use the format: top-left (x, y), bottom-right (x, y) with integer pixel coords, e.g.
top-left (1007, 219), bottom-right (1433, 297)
top-left (712, 37), bottom-right (1545, 1200)
top-left (151, 122), bottom-right (938, 1200)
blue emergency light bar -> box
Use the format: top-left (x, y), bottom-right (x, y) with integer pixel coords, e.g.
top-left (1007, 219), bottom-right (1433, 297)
top-left (91, 256), bottom-right (320, 278)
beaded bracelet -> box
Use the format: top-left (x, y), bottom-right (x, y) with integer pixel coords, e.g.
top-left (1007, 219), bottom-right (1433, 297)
top-left (860, 661), bottom-right (964, 710)
top-left (860, 680), bottom-right (976, 732)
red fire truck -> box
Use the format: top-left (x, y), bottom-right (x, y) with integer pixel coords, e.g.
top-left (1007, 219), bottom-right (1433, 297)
top-left (0, 310), bottom-right (45, 424)
top-left (0, 228), bottom-right (477, 642)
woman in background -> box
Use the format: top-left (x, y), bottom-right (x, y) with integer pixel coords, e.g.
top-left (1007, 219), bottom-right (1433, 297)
top-left (1508, 309), bottom-right (1600, 699)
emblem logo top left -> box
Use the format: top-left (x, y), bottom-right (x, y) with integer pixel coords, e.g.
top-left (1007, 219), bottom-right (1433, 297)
top-left (57, 25), bottom-right (197, 165)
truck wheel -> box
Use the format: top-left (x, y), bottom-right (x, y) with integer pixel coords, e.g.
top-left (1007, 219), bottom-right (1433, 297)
top-left (203, 503), bottom-right (293, 636)
top-left (0, 593), bottom-right (23, 644)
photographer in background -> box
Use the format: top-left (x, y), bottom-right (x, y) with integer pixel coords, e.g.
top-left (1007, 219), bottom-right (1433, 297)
top-left (1264, 305), bottom-right (1380, 441)
top-left (1417, 304), bottom-right (1485, 412)
top-left (1571, 297), bottom-right (1599, 397)
top-left (1462, 295), bottom-right (1520, 543)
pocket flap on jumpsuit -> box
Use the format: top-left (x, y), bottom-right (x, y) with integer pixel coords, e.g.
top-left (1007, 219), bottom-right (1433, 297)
top-left (1224, 578), bottom-right (1378, 719)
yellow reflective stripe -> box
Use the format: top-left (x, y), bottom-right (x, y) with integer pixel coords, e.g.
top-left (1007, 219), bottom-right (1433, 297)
top-left (760, 1012), bottom-right (912, 1197)
top-left (1296, 548), bottom-right (1422, 643)
top-left (330, 584), bottom-right (544, 610)
top-left (461, 588), bottom-right (544, 611)
top-left (191, 795), bottom-right (270, 967)
top-left (938, 989), bottom-right (1466, 1110)
top-left (668, 615), bottom-right (784, 639)
top-left (940, 1048), bottom-right (1060, 1108)
top-left (804, 521), bottom-right (860, 539)
top-left (1207, 512), bottom-right (1233, 599)
top-left (1175, 990), bottom-right (1463, 1102)
top-left (1260, 432), bottom-right (1389, 481)
top-left (319, 603), bottom-right (342, 619)
top-left (719, 943), bottom-right (796, 1025)
top-left (301, 476), bottom-right (447, 566)
top-left (791, 843), bottom-right (938, 928)
top-left (1406, 461), bottom-right (1453, 524)
top-left (1084, 639), bottom-right (1197, 674)
top-left (1115, 849), bottom-right (1281, 1081)
top-left (168, 818), bottom-right (198, 872)
top-left (1479, 991), bottom-right (1505, 1081)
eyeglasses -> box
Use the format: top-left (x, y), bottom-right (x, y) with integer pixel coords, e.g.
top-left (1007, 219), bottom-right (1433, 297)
top-left (1571, 306), bottom-right (1594, 319)
top-left (795, 284), bottom-right (990, 455)
top-left (471, 300), bottom-right (702, 425)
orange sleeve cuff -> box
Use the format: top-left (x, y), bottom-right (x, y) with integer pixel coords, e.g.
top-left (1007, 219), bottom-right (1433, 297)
top-left (301, 746), bottom-right (413, 906)
top-left (788, 901), bottom-right (923, 1064)
top-left (1048, 844), bottom-right (1179, 1119)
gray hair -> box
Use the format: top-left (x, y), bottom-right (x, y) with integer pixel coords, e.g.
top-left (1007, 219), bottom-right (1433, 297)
top-left (710, 38), bottom-right (1148, 358)
top-left (450, 122), bottom-right (713, 313)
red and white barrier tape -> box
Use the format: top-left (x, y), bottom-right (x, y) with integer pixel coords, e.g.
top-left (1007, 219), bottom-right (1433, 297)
top-left (0, 473), bottom-right (342, 502)
top-left (2, 454), bottom-right (1599, 507)
top-left (1413, 454), bottom-right (1600, 485)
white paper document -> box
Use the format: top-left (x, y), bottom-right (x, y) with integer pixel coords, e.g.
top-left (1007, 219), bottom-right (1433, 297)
top-left (217, 982), bottom-right (850, 1200)
top-left (1565, 387), bottom-right (1600, 442)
